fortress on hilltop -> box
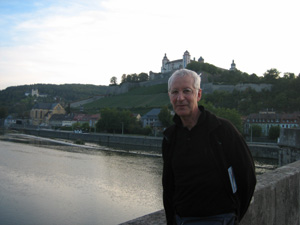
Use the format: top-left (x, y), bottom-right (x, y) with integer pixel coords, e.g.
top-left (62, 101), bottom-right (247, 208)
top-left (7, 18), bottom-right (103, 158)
top-left (149, 50), bottom-right (234, 80)
top-left (107, 50), bottom-right (272, 95)
top-left (161, 50), bottom-right (204, 74)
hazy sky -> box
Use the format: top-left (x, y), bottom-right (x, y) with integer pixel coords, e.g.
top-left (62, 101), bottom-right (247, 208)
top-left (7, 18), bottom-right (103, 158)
top-left (0, 0), bottom-right (299, 90)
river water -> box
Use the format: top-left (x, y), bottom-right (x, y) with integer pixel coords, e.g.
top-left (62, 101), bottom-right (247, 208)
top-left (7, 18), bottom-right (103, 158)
top-left (0, 134), bottom-right (164, 225)
top-left (0, 133), bottom-right (277, 225)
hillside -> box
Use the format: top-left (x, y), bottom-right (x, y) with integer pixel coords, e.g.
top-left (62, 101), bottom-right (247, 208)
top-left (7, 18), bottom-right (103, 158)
top-left (82, 83), bottom-right (170, 115)
top-left (1, 61), bottom-right (299, 118)
top-left (0, 83), bottom-right (108, 115)
top-left (82, 75), bottom-right (300, 116)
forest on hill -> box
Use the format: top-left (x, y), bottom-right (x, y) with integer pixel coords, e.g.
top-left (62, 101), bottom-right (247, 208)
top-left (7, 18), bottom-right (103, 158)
top-left (186, 61), bottom-right (300, 114)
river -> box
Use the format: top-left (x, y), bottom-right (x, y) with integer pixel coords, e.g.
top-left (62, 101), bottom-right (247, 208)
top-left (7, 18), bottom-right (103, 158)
top-left (0, 133), bottom-right (277, 225)
top-left (0, 134), bottom-right (163, 225)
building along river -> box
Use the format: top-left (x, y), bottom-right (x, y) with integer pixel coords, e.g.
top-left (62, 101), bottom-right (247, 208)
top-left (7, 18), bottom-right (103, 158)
top-left (0, 133), bottom-right (277, 225)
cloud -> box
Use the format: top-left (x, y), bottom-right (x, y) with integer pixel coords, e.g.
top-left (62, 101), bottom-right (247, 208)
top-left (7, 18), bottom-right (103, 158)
top-left (0, 0), bottom-right (299, 90)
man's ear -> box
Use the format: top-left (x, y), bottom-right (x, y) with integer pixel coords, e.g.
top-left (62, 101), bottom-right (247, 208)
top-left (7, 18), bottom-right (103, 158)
top-left (197, 89), bottom-right (202, 102)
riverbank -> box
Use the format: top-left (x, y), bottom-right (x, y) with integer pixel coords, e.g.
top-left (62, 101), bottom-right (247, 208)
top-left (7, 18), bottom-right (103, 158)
top-left (0, 132), bottom-right (162, 157)
top-left (7, 127), bottom-right (163, 150)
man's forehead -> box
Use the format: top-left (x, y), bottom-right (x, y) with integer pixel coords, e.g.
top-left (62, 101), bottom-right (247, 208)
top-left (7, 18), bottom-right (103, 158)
top-left (171, 77), bottom-right (194, 88)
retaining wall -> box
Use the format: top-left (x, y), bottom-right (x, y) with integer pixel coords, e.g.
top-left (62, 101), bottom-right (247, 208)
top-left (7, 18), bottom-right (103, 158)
top-left (20, 129), bottom-right (163, 149)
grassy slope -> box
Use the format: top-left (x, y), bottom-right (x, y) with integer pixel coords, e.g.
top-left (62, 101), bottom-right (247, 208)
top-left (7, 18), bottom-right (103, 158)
top-left (83, 83), bottom-right (171, 114)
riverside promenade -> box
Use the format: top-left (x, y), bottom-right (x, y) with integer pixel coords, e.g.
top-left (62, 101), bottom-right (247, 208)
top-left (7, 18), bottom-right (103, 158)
top-left (120, 128), bottom-right (300, 225)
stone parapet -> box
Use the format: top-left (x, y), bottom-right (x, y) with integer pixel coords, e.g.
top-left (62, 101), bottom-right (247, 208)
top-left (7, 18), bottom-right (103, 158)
top-left (279, 128), bottom-right (300, 149)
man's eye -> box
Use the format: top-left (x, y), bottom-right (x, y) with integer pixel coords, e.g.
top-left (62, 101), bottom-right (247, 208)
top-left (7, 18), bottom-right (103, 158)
top-left (171, 90), bottom-right (178, 95)
top-left (183, 89), bottom-right (192, 94)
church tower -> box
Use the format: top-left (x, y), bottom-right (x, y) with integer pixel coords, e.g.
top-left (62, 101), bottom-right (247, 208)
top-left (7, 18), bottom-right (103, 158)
top-left (161, 53), bottom-right (169, 73)
top-left (183, 50), bottom-right (191, 68)
top-left (230, 60), bottom-right (236, 71)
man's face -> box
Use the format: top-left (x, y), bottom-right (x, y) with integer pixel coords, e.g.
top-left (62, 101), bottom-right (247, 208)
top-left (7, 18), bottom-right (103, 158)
top-left (169, 75), bottom-right (201, 118)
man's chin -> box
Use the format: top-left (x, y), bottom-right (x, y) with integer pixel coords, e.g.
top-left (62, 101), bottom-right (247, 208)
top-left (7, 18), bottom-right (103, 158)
top-left (175, 109), bottom-right (189, 116)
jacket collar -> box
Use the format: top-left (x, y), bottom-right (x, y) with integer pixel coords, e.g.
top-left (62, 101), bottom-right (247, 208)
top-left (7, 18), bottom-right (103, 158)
top-left (163, 105), bottom-right (221, 140)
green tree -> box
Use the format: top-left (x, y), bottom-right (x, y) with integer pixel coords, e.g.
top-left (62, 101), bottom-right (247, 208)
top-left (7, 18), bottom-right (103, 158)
top-left (121, 74), bottom-right (127, 83)
top-left (110, 76), bottom-right (118, 85)
top-left (65, 103), bottom-right (71, 114)
top-left (158, 106), bottom-right (173, 127)
top-left (251, 125), bottom-right (262, 137)
top-left (96, 108), bottom-right (139, 134)
top-left (81, 122), bottom-right (90, 132)
top-left (72, 122), bottom-right (81, 130)
top-left (283, 72), bottom-right (295, 80)
top-left (248, 73), bottom-right (260, 83)
top-left (131, 74), bottom-right (139, 82)
top-left (269, 126), bottom-right (280, 140)
top-left (0, 107), bottom-right (8, 118)
top-left (263, 68), bottom-right (280, 82)
top-left (214, 107), bottom-right (243, 132)
top-left (138, 72), bottom-right (149, 82)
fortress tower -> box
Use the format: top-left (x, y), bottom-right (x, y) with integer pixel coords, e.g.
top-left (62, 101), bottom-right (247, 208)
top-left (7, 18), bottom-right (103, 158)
top-left (161, 50), bottom-right (192, 73)
top-left (183, 50), bottom-right (191, 68)
top-left (161, 54), bottom-right (170, 73)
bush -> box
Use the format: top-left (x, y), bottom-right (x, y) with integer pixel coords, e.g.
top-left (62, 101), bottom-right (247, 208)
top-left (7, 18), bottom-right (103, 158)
top-left (251, 125), bottom-right (262, 137)
top-left (74, 139), bottom-right (85, 145)
top-left (269, 126), bottom-right (280, 140)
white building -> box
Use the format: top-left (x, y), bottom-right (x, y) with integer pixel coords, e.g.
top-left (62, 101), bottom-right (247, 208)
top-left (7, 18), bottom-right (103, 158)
top-left (141, 108), bottom-right (162, 128)
top-left (161, 50), bottom-right (205, 74)
top-left (244, 110), bottom-right (300, 136)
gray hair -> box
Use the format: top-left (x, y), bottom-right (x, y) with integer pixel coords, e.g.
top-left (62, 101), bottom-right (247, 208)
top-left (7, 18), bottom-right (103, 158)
top-left (168, 69), bottom-right (201, 92)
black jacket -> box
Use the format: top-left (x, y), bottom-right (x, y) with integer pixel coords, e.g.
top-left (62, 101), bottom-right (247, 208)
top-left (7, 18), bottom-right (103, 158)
top-left (162, 106), bottom-right (256, 225)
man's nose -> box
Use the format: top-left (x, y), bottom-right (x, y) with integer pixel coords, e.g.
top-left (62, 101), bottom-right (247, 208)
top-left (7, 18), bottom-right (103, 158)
top-left (177, 92), bottom-right (184, 100)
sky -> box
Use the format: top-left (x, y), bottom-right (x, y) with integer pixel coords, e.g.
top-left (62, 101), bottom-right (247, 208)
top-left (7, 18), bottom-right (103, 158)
top-left (0, 0), bottom-right (299, 90)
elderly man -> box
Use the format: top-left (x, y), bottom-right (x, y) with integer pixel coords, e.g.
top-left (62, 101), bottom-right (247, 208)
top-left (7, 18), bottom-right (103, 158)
top-left (162, 69), bottom-right (256, 225)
